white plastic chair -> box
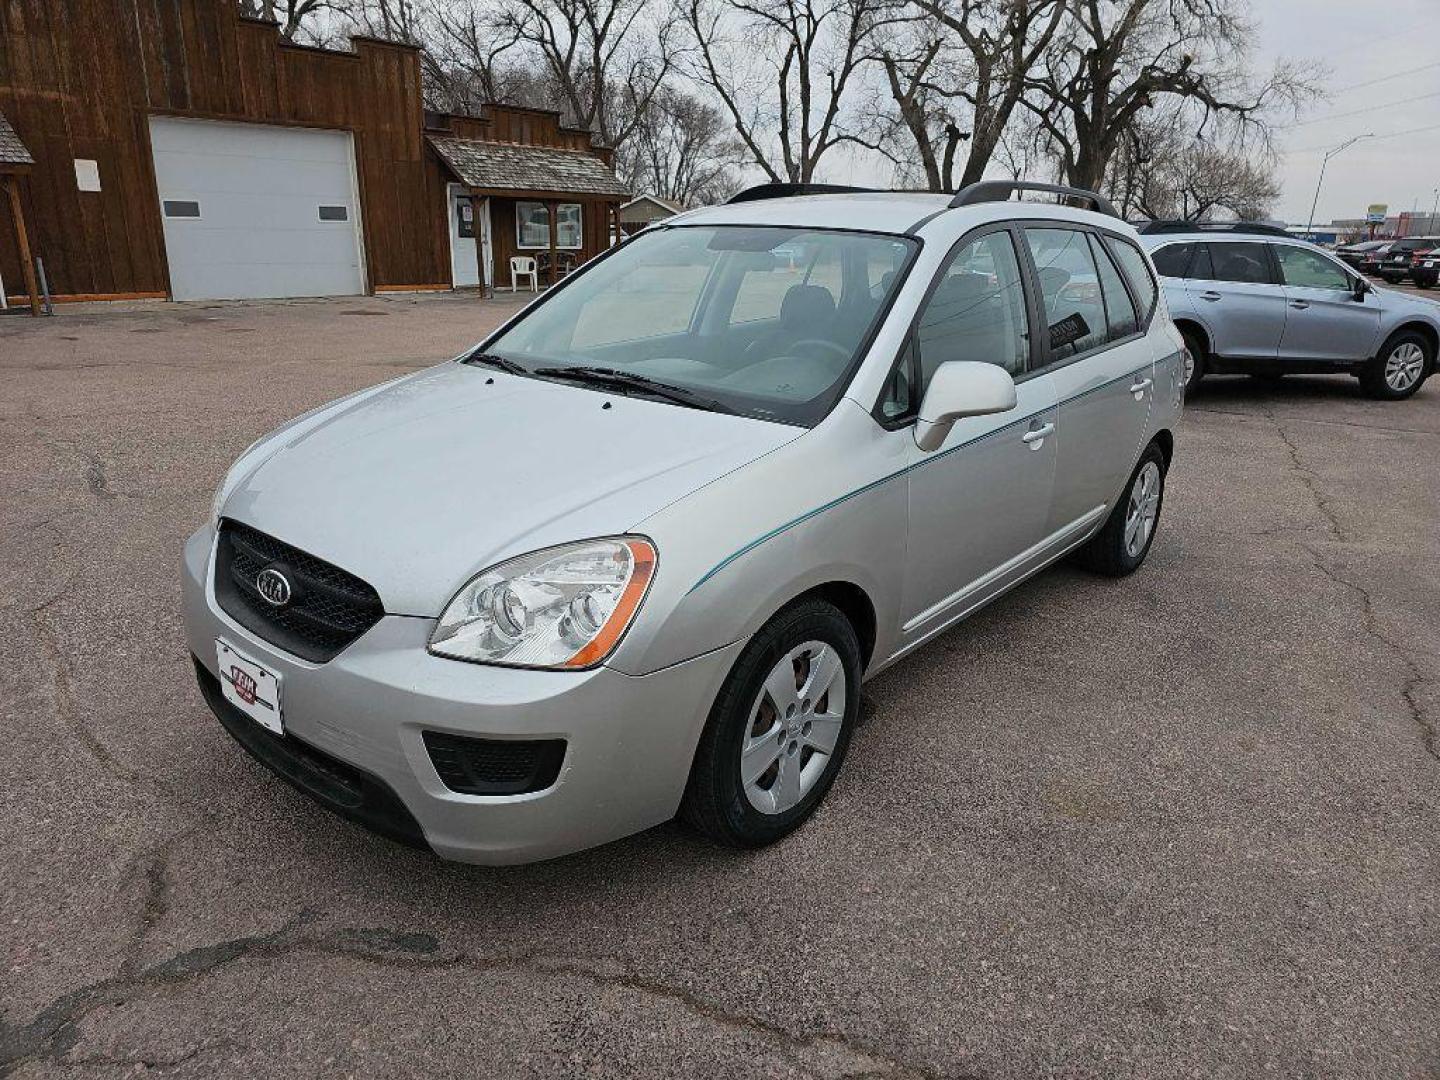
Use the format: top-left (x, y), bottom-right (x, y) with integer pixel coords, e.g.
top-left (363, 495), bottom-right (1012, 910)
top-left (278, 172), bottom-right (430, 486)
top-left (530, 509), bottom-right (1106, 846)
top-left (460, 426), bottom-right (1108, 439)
top-left (510, 256), bottom-right (538, 293)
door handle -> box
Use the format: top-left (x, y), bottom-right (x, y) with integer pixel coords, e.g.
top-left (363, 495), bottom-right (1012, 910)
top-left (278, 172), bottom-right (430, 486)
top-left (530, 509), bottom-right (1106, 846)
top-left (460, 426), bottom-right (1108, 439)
top-left (1130, 376), bottom-right (1153, 400)
top-left (1199, 290), bottom-right (1221, 301)
top-left (1289, 300), bottom-right (1310, 309)
top-left (1021, 422), bottom-right (1054, 450)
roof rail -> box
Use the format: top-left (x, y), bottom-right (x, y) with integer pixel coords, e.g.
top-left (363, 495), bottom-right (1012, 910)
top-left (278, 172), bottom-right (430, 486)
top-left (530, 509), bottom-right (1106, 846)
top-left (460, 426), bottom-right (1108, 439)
top-left (726, 182), bottom-right (879, 204)
top-left (1136, 220), bottom-right (1292, 237)
top-left (950, 180), bottom-right (1118, 218)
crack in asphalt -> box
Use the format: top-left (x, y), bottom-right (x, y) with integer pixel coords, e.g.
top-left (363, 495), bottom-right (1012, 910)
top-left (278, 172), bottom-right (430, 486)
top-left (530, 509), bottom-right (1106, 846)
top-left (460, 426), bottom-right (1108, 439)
top-left (1299, 542), bottom-right (1438, 764)
top-left (1190, 405), bottom-right (1440, 438)
top-left (1, 919), bottom-right (944, 1079)
top-left (1260, 407), bottom-right (1438, 764)
top-left (1266, 407), bottom-right (1345, 542)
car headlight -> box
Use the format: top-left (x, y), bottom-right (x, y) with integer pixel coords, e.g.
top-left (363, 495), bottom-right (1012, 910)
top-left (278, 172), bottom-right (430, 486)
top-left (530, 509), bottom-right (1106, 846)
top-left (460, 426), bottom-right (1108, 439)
top-left (428, 537), bottom-right (657, 669)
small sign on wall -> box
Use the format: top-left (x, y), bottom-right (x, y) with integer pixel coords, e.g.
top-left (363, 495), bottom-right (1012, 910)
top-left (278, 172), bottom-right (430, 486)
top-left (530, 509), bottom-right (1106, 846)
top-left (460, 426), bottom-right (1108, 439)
top-left (74, 159), bottom-right (101, 192)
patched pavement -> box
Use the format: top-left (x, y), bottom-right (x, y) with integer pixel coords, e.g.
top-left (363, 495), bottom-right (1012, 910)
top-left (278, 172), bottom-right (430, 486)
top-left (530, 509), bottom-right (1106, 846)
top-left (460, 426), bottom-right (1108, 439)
top-left (1, 294), bottom-right (1437, 1078)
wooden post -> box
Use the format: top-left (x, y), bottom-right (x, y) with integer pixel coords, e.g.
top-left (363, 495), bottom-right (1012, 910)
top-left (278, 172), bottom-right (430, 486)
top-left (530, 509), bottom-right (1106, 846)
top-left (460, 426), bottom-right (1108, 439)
top-left (469, 193), bottom-right (488, 298)
top-left (547, 199), bottom-right (558, 287)
top-left (5, 176), bottom-right (41, 316)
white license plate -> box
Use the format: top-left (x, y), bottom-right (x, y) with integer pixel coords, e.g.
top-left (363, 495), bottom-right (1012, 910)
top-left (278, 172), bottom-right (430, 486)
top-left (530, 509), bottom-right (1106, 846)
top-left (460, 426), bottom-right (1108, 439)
top-left (216, 639), bottom-right (283, 734)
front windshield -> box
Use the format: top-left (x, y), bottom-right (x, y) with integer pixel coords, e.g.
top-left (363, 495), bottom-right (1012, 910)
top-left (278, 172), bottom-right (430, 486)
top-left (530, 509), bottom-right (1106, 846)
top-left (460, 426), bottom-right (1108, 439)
top-left (476, 225), bottom-right (917, 426)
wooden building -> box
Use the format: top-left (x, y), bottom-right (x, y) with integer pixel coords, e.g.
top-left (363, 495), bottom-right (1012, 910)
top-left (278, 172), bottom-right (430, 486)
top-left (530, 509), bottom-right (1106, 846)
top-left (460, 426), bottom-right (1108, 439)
top-left (0, 0), bottom-right (627, 305)
top-left (619, 194), bottom-right (682, 236)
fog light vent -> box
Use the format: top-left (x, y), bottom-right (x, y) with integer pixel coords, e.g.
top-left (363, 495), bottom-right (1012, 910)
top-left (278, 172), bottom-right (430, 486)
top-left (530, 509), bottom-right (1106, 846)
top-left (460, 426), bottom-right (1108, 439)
top-left (422, 731), bottom-right (566, 796)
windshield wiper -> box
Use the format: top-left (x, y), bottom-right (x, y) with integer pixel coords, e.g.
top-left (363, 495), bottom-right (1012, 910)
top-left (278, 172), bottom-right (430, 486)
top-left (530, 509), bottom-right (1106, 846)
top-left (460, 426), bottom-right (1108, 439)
top-left (537, 366), bottom-right (736, 415)
top-left (463, 351), bottom-right (531, 376)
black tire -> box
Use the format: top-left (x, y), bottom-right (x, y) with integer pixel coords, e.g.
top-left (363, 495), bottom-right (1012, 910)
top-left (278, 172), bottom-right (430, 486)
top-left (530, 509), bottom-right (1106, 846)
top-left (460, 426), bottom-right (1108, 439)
top-left (1179, 327), bottom-right (1206, 394)
top-left (1360, 329), bottom-right (1433, 401)
top-left (1073, 443), bottom-right (1168, 578)
top-left (681, 598), bottom-right (861, 849)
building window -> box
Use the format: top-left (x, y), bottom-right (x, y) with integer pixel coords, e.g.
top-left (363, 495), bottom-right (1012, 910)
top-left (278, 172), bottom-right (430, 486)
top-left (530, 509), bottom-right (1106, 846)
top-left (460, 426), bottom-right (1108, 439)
top-left (318, 205), bottom-right (349, 222)
top-left (163, 200), bottom-right (201, 218)
top-left (516, 201), bottom-right (582, 249)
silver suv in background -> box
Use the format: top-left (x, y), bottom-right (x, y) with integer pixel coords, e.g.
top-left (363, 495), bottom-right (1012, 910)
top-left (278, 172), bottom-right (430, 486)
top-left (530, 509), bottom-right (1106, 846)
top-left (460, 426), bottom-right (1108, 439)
top-left (1140, 223), bottom-right (1439, 400)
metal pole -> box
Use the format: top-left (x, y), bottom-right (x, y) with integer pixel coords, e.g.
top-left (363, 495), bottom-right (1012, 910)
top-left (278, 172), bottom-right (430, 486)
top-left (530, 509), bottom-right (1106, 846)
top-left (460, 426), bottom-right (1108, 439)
top-left (1306, 134), bottom-right (1370, 238)
top-left (35, 255), bottom-right (53, 316)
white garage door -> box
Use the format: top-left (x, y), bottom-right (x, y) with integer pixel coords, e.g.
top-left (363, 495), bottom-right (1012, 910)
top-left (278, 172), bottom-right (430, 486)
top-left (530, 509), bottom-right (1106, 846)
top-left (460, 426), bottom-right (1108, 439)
top-left (149, 117), bottom-right (366, 301)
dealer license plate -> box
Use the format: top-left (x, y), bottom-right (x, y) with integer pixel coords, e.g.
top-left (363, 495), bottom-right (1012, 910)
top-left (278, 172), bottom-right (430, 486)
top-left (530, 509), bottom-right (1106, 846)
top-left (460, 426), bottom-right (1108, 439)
top-left (216, 639), bottom-right (283, 734)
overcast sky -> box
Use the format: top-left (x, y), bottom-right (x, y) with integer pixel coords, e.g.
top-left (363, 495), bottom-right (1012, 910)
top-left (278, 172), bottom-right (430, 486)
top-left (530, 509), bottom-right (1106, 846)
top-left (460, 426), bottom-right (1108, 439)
top-left (1256, 0), bottom-right (1440, 224)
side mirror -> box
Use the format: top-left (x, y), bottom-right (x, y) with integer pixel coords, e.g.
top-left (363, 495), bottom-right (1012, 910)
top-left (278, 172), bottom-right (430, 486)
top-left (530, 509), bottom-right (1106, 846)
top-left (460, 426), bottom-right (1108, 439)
top-left (914, 361), bottom-right (1018, 452)
top-left (1353, 277), bottom-right (1370, 302)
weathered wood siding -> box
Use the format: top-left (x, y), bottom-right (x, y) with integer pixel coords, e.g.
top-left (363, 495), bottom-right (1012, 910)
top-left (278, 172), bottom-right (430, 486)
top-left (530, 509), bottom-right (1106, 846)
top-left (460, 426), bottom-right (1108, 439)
top-left (0, 0), bottom-right (448, 297)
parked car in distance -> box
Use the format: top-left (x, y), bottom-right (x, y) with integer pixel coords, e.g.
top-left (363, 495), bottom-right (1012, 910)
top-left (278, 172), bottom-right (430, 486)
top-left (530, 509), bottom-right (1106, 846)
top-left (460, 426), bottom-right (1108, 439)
top-left (1140, 223), bottom-right (1438, 399)
top-left (1357, 242), bottom-right (1399, 277)
top-left (1376, 236), bottom-right (1440, 286)
top-left (1414, 245), bottom-right (1440, 290)
top-left (185, 180), bottom-right (1184, 864)
top-left (1335, 239), bottom-right (1390, 270)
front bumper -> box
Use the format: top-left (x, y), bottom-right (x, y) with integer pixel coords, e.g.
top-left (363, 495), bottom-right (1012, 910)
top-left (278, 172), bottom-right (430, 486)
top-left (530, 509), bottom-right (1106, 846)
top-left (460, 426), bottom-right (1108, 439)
top-left (182, 525), bottom-right (741, 864)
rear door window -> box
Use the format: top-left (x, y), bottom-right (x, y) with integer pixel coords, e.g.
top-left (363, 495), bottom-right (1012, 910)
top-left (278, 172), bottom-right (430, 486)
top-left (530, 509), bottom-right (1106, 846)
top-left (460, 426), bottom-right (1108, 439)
top-left (1024, 227), bottom-right (1109, 361)
top-left (1202, 242), bottom-right (1274, 285)
top-left (1150, 242), bottom-right (1195, 279)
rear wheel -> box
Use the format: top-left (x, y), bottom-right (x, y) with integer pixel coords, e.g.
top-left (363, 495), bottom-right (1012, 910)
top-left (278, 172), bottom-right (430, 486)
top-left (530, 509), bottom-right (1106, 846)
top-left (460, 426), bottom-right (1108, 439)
top-left (682, 599), bottom-right (861, 848)
top-left (1179, 328), bottom-right (1206, 394)
top-left (1074, 444), bottom-right (1167, 578)
top-left (1360, 331), bottom-right (1432, 400)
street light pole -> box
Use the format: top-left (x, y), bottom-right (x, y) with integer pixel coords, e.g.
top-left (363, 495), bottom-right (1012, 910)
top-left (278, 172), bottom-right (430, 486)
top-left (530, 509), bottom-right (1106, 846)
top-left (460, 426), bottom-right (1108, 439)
top-left (1305, 134), bottom-right (1372, 238)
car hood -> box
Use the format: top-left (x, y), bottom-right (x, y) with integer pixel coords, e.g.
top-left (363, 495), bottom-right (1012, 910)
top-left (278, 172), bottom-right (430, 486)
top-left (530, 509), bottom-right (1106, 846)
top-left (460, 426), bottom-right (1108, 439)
top-left (221, 363), bottom-right (801, 615)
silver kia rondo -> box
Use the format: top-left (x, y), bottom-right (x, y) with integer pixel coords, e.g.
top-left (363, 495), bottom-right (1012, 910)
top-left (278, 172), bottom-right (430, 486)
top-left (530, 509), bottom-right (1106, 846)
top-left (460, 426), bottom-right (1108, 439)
top-left (183, 181), bottom-right (1185, 864)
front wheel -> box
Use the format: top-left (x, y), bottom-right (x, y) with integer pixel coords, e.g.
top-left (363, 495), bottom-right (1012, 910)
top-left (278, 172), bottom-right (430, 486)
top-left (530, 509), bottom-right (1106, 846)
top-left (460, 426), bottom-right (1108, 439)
top-left (681, 599), bottom-right (861, 848)
top-left (1073, 444), bottom-right (1167, 577)
top-left (1360, 331), bottom-right (1432, 400)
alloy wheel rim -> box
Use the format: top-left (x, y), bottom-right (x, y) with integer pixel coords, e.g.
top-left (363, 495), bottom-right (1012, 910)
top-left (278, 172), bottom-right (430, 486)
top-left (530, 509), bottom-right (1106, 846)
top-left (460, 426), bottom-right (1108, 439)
top-left (741, 640), bottom-right (846, 815)
top-left (1124, 462), bottom-right (1162, 558)
top-left (1182, 349), bottom-right (1195, 386)
top-left (1384, 343), bottom-right (1425, 391)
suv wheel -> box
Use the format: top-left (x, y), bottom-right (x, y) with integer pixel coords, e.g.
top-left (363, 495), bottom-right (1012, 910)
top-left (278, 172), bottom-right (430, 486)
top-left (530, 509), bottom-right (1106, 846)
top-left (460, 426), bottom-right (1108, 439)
top-left (1074, 444), bottom-right (1167, 577)
top-left (682, 599), bottom-right (861, 848)
top-left (1179, 329), bottom-right (1206, 393)
top-left (1361, 331), bottom-right (1432, 400)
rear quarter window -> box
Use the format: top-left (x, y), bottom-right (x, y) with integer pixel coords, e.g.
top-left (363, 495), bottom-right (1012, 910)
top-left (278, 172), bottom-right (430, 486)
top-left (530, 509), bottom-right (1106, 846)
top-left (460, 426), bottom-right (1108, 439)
top-left (1104, 235), bottom-right (1159, 324)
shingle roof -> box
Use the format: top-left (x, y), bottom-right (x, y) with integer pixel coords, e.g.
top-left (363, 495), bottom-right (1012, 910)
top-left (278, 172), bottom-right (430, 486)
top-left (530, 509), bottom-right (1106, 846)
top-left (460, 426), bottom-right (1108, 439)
top-left (429, 136), bottom-right (628, 198)
top-left (0, 110), bottom-right (34, 168)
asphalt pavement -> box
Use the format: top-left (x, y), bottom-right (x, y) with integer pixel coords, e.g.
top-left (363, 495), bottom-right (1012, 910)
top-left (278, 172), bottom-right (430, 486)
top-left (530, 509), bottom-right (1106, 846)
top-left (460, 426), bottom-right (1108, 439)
top-left (1, 293), bottom-right (1436, 1078)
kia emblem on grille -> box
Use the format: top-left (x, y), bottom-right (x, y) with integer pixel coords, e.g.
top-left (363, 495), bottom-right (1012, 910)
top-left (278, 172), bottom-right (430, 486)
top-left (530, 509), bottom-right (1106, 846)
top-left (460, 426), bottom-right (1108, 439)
top-left (255, 567), bottom-right (292, 607)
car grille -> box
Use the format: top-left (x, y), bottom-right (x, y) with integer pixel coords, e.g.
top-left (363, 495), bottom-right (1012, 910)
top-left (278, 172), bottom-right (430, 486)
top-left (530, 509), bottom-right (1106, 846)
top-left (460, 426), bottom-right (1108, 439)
top-left (422, 731), bottom-right (567, 796)
top-left (214, 520), bottom-right (384, 663)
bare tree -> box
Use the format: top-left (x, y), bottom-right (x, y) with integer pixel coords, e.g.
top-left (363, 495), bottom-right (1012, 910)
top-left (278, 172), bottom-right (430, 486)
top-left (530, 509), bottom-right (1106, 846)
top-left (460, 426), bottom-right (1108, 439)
top-left (426, 2), bottom-right (529, 110)
top-left (238, 0), bottom-right (336, 40)
top-left (682, 0), bottom-right (900, 183)
top-left (616, 87), bottom-right (745, 204)
top-left (477, 0), bottom-right (675, 147)
top-left (1111, 116), bottom-right (1278, 221)
top-left (872, 0), bottom-right (1063, 191)
top-left (1021, 0), bottom-right (1317, 192)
